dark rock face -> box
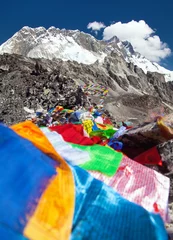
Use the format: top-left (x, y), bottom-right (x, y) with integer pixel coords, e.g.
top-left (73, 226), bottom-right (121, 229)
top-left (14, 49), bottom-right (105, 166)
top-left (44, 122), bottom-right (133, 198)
top-left (0, 53), bottom-right (172, 125)
top-left (127, 75), bottom-right (141, 89)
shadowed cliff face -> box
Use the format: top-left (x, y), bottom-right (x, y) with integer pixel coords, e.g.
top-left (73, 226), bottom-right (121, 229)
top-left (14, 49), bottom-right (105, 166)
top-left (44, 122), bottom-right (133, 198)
top-left (0, 53), bottom-right (172, 125)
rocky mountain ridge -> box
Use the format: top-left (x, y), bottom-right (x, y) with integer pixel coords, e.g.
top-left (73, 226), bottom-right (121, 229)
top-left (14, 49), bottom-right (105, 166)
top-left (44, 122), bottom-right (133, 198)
top-left (0, 26), bottom-right (173, 81)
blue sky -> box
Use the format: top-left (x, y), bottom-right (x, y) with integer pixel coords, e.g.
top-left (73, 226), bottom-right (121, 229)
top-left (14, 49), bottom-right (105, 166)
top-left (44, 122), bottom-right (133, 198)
top-left (0, 0), bottom-right (173, 69)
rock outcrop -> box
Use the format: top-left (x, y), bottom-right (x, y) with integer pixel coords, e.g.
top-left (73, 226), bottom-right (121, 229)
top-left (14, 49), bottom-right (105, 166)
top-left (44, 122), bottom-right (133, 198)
top-left (0, 53), bottom-right (172, 125)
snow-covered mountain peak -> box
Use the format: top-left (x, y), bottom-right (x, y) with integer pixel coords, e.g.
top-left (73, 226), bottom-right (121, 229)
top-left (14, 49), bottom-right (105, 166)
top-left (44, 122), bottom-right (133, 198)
top-left (21, 26), bottom-right (32, 31)
top-left (122, 41), bottom-right (136, 56)
top-left (106, 36), bottom-right (120, 44)
top-left (47, 26), bottom-right (58, 31)
top-left (0, 26), bottom-right (172, 81)
top-left (19, 26), bottom-right (46, 36)
top-left (0, 26), bottom-right (106, 64)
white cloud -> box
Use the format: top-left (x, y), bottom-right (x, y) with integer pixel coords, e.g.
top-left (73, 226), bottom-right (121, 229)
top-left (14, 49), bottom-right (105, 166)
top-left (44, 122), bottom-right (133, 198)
top-left (103, 20), bottom-right (171, 62)
top-left (87, 21), bottom-right (106, 35)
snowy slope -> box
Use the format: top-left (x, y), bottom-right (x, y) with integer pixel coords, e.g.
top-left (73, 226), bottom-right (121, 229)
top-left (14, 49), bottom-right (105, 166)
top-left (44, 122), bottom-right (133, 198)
top-left (119, 41), bottom-right (173, 82)
top-left (127, 55), bottom-right (173, 82)
top-left (0, 26), bottom-right (106, 64)
top-left (0, 26), bottom-right (172, 81)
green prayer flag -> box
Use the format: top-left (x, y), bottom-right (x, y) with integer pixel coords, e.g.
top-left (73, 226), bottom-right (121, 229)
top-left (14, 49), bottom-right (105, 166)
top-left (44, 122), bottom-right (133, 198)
top-left (90, 129), bottom-right (116, 139)
top-left (71, 143), bottom-right (123, 176)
